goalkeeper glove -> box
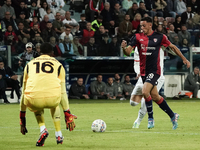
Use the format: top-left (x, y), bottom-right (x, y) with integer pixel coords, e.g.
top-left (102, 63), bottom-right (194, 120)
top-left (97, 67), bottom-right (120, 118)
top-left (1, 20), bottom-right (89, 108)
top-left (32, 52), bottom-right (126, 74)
top-left (64, 110), bottom-right (77, 131)
top-left (20, 111), bottom-right (28, 135)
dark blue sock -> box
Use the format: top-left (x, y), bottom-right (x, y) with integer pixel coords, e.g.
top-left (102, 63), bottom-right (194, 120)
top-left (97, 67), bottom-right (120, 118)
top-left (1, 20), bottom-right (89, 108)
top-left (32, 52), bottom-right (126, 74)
top-left (157, 97), bottom-right (174, 119)
top-left (145, 96), bottom-right (153, 119)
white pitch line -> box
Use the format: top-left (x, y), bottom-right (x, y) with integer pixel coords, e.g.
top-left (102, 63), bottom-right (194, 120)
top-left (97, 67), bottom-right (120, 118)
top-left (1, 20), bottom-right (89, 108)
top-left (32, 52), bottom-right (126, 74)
top-left (0, 126), bottom-right (199, 136)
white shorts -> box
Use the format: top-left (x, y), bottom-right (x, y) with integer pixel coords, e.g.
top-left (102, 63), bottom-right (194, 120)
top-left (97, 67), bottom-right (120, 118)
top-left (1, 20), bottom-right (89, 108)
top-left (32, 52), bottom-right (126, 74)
top-left (131, 75), bottom-right (165, 96)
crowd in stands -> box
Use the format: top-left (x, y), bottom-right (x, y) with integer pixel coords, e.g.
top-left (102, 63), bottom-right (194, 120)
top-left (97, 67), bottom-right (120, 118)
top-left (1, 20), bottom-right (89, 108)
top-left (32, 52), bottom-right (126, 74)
top-left (0, 0), bottom-right (200, 101)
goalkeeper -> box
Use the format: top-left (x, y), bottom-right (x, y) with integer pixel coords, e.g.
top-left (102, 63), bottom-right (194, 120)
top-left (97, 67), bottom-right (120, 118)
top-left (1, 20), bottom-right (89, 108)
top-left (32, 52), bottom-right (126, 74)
top-left (19, 43), bottom-right (77, 146)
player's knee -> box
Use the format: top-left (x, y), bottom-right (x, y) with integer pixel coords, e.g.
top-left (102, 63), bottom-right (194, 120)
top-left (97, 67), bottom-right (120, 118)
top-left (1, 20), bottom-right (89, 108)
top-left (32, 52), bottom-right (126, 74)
top-left (142, 90), bottom-right (149, 98)
top-left (151, 93), bottom-right (160, 101)
top-left (130, 100), bottom-right (139, 106)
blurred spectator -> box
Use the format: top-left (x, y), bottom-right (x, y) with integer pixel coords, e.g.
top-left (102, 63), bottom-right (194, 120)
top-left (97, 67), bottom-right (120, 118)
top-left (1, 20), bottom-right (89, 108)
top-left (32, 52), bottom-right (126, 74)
top-left (78, 14), bottom-right (87, 31)
top-left (49, 36), bottom-right (62, 57)
top-left (123, 74), bottom-right (134, 99)
top-left (47, 0), bottom-right (65, 16)
top-left (52, 12), bottom-right (64, 35)
top-left (16, 22), bottom-right (30, 42)
top-left (1, 11), bottom-right (18, 32)
top-left (175, 0), bottom-right (186, 16)
top-left (85, 0), bottom-right (104, 22)
top-left (144, 0), bottom-right (157, 17)
top-left (173, 35), bottom-right (180, 47)
top-left (162, 19), bottom-right (169, 34)
top-left (111, 3), bottom-right (125, 27)
top-left (94, 25), bottom-right (108, 46)
top-left (30, 23), bottom-right (41, 40)
top-left (108, 35), bottom-right (120, 56)
top-left (0, 0), bottom-right (16, 19)
top-left (105, 77), bottom-right (117, 99)
top-left (186, 18), bottom-right (196, 30)
top-left (69, 77), bottom-right (89, 99)
top-left (40, 15), bottom-right (50, 31)
top-left (71, 25), bottom-right (82, 37)
top-left (165, 0), bottom-right (177, 18)
top-left (113, 73), bottom-right (124, 99)
top-left (30, 16), bottom-right (40, 29)
top-left (42, 21), bottom-right (58, 42)
top-left (18, 42), bottom-right (39, 70)
top-left (86, 37), bottom-right (98, 56)
top-left (182, 38), bottom-right (189, 47)
top-left (90, 74), bottom-right (107, 99)
top-left (72, 37), bottom-right (83, 56)
top-left (100, 2), bottom-right (115, 35)
top-left (154, 0), bottom-right (167, 17)
top-left (98, 34), bottom-right (110, 56)
top-left (32, 33), bottom-right (44, 45)
top-left (193, 11), bottom-right (200, 26)
top-left (168, 24), bottom-right (178, 43)
top-left (15, 37), bottom-right (28, 54)
top-left (63, 11), bottom-right (79, 32)
top-left (15, 1), bottom-right (30, 20)
top-left (173, 15), bottom-right (182, 33)
top-left (35, 43), bottom-right (41, 55)
top-left (28, 1), bottom-right (41, 22)
top-left (189, 0), bottom-right (199, 13)
top-left (126, 3), bottom-right (139, 22)
top-left (178, 24), bottom-right (191, 46)
top-left (59, 36), bottom-right (74, 56)
top-left (4, 25), bottom-right (18, 54)
top-left (118, 14), bottom-right (132, 39)
top-left (91, 15), bottom-right (103, 31)
top-left (16, 11), bottom-right (30, 31)
top-left (46, 8), bottom-right (55, 22)
top-left (80, 22), bottom-right (95, 45)
top-left (39, 1), bottom-right (49, 19)
top-left (60, 27), bottom-right (73, 41)
top-left (122, 0), bottom-right (133, 11)
top-left (184, 67), bottom-right (200, 98)
top-left (137, 1), bottom-right (148, 18)
top-left (181, 6), bottom-right (194, 25)
top-left (156, 24), bottom-right (166, 34)
top-left (152, 15), bottom-right (159, 31)
top-left (132, 13), bottom-right (141, 31)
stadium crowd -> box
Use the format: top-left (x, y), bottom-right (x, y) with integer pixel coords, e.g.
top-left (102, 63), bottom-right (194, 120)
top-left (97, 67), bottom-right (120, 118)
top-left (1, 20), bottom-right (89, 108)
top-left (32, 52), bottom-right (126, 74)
top-left (0, 0), bottom-right (200, 102)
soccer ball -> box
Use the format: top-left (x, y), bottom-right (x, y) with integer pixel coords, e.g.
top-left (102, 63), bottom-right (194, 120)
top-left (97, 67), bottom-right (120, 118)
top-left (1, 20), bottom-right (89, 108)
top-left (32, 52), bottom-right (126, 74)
top-left (91, 119), bottom-right (106, 132)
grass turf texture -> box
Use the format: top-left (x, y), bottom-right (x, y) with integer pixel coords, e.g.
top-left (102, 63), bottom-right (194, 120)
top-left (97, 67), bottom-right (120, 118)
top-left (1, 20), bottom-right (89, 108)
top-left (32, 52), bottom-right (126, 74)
top-left (0, 99), bottom-right (200, 150)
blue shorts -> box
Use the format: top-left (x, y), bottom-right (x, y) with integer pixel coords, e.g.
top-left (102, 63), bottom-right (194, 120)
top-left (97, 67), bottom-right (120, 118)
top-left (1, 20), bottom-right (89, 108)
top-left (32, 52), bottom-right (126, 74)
top-left (141, 73), bottom-right (160, 86)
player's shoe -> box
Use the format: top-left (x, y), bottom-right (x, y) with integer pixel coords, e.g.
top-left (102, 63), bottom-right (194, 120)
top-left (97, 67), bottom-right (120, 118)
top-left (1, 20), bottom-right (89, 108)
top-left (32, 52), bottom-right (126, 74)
top-left (171, 113), bottom-right (179, 130)
top-left (132, 122), bottom-right (140, 128)
top-left (56, 136), bottom-right (64, 144)
top-left (148, 118), bottom-right (154, 129)
top-left (36, 128), bottom-right (49, 146)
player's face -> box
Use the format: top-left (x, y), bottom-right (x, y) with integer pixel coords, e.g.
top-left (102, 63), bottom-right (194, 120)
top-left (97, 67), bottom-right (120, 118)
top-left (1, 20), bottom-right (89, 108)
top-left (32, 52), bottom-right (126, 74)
top-left (0, 62), bottom-right (4, 69)
top-left (77, 78), bottom-right (83, 86)
top-left (115, 74), bottom-right (120, 80)
top-left (140, 21), bottom-right (152, 35)
top-left (194, 68), bottom-right (199, 75)
top-left (97, 75), bottom-right (102, 82)
top-left (125, 76), bottom-right (130, 82)
top-left (108, 78), bottom-right (113, 85)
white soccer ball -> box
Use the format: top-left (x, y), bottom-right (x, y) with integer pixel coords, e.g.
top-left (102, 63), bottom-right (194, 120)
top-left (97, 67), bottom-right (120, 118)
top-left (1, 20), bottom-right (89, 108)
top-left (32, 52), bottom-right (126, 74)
top-left (91, 119), bottom-right (107, 132)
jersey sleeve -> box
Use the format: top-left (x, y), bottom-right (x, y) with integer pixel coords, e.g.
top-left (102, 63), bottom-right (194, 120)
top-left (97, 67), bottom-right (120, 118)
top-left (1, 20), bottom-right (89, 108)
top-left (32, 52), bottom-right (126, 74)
top-left (58, 65), bottom-right (66, 83)
top-left (161, 34), bottom-right (171, 47)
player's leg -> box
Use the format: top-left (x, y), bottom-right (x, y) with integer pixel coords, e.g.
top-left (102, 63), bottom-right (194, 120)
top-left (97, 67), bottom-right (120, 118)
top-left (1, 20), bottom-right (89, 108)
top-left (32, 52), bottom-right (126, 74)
top-left (50, 106), bottom-right (63, 144)
top-left (35, 109), bottom-right (49, 146)
top-left (150, 86), bottom-right (179, 130)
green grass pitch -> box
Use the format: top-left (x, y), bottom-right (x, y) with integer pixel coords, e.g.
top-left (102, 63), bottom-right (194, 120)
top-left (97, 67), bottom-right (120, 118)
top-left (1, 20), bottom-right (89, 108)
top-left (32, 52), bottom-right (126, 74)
top-left (0, 99), bottom-right (200, 150)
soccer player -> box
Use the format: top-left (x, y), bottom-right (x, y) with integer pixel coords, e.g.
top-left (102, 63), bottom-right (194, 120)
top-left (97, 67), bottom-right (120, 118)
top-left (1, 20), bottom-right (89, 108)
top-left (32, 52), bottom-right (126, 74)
top-left (19, 43), bottom-right (77, 146)
top-left (131, 46), bottom-right (165, 129)
top-left (121, 17), bottom-right (190, 130)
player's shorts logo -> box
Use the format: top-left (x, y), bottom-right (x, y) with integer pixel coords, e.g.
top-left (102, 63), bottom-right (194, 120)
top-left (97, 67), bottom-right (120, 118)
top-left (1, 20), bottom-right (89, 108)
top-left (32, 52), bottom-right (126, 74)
top-left (147, 73), bottom-right (154, 79)
top-left (153, 38), bottom-right (157, 42)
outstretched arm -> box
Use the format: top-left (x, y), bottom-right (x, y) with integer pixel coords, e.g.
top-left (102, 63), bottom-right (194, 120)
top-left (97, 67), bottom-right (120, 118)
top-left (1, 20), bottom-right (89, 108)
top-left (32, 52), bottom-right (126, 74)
top-left (168, 43), bottom-right (190, 69)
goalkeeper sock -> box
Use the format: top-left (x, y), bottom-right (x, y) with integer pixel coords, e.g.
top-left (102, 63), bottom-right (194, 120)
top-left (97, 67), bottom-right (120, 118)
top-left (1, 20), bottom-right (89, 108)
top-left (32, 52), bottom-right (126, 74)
top-left (40, 125), bottom-right (46, 132)
top-left (145, 95), bottom-right (153, 119)
top-left (34, 110), bottom-right (45, 128)
top-left (55, 131), bottom-right (62, 137)
top-left (156, 97), bottom-right (174, 118)
top-left (50, 106), bottom-right (61, 132)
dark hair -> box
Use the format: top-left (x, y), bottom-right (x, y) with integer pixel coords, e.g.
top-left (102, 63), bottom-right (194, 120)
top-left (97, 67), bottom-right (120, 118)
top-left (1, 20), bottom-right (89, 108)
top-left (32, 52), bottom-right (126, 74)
top-left (141, 17), bottom-right (152, 23)
top-left (0, 57), bottom-right (3, 63)
top-left (97, 74), bottom-right (102, 77)
top-left (40, 43), bottom-right (53, 54)
top-left (125, 74), bottom-right (130, 78)
top-left (80, 14), bottom-right (86, 17)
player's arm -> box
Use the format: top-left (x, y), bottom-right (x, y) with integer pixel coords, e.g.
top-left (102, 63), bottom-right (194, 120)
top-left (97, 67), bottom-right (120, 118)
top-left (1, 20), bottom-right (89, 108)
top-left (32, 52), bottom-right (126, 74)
top-left (168, 43), bottom-right (190, 69)
top-left (20, 64), bottom-right (28, 135)
top-left (58, 65), bottom-right (77, 131)
top-left (121, 40), bottom-right (134, 56)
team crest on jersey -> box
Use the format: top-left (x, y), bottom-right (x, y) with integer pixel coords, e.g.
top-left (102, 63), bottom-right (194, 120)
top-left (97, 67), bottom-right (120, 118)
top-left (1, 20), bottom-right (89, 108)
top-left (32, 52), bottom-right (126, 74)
top-left (153, 38), bottom-right (157, 42)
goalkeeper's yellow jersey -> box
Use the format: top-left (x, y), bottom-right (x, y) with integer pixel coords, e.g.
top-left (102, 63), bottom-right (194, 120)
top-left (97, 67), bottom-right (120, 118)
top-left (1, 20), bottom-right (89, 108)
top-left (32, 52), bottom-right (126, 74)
top-left (22, 55), bottom-right (66, 99)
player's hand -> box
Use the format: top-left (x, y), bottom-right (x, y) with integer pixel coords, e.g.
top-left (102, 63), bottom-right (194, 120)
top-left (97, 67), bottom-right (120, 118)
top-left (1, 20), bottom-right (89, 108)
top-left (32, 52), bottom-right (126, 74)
top-left (20, 111), bottom-right (28, 135)
top-left (64, 110), bottom-right (77, 131)
top-left (121, 40), bottom-right (127, 49)
top-left (183, 59), bottom-right (190, 69)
